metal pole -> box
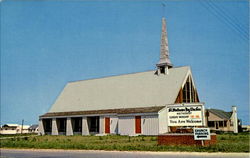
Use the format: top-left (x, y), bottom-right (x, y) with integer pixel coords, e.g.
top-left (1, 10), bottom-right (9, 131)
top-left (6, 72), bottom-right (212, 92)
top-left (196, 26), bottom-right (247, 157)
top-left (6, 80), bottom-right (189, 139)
top-left (21, 119), bottom-right (24, 134)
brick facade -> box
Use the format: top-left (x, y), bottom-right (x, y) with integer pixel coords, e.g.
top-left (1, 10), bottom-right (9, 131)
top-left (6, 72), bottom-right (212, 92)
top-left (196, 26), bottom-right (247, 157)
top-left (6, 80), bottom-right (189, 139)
top-left (158, 133), bottom-right (216, 146)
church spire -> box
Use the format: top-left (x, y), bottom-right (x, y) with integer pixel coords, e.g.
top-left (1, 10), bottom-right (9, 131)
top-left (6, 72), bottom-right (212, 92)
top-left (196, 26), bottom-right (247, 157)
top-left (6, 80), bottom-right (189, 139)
top-left (156, 17), bottom-right (173, 75)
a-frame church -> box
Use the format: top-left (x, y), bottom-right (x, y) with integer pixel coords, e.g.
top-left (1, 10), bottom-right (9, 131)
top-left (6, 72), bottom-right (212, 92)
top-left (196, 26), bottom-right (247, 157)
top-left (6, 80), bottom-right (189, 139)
top-left (39, 17), bottom-right (204, 136)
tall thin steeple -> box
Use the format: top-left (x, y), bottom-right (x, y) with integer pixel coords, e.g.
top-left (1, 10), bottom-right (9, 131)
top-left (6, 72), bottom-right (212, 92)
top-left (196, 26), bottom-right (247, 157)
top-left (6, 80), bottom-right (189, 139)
top-left (156, 17), bottom-right (172, 75)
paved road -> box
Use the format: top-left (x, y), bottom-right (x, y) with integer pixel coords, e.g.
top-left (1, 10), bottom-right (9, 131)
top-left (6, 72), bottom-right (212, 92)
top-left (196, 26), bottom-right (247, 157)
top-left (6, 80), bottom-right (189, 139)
top-left (0, 149), bottom-right (248, 158)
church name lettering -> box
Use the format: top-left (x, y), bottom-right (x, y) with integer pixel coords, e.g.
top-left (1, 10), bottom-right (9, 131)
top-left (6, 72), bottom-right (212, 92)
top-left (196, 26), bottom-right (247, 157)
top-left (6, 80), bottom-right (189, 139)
top-left (168, 107), bottom-right (201, 113)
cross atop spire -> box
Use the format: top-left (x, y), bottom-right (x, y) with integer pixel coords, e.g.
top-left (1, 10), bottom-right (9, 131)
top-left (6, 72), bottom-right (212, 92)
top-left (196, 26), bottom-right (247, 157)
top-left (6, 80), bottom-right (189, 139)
top-left (156, 17), bottom-right (173, 75)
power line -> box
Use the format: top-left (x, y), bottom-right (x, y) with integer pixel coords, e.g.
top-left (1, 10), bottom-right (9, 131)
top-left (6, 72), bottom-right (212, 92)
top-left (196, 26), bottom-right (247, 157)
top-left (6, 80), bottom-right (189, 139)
top-left (200, 0), bottom-right (248, 41)
top-left (204, 0), bottom-right (248, 40)
top-left (205, 0), bottom-right (248, 40)
top-left (209, 0), bottom-right (248, 35)
top-left (208, 0), bottom-right (248, 38)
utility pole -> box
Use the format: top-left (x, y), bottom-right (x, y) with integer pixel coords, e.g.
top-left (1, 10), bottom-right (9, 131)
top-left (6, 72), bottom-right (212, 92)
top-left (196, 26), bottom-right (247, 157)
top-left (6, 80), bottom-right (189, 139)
top-left (21, 119), bottom-right (24, 134)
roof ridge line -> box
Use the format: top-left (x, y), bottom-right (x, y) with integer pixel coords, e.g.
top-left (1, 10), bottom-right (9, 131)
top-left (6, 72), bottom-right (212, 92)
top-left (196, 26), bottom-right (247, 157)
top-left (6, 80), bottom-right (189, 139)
top-left (68, 66), bottom-right (190, 84)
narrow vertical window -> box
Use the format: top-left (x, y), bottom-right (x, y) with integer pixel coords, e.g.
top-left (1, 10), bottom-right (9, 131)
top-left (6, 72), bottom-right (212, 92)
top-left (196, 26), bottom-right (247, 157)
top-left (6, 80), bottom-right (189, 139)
top-left (191, 79), bottom-right (195, 102)
top-left (183, 82), bottom-right (187, 102)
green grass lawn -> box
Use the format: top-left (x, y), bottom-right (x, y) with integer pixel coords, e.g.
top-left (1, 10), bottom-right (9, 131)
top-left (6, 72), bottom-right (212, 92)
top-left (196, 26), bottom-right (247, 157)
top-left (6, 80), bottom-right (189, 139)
top-left (0, 133), bottom-right (249, 152)
top-left (0, 133), bottom-right (37, 138)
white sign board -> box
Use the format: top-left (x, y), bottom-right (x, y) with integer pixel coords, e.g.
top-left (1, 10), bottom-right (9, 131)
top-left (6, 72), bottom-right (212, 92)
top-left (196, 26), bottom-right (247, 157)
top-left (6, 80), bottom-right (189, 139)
top-left (194, 128), bottom-right (211, 140)
top-left (167, 105), bottom-right (203, 126)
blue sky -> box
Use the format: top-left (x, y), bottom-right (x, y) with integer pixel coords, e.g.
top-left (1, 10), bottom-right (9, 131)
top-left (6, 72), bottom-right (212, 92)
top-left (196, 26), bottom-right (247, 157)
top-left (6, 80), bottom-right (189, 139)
top-left (1, 0), bottom-right (249, 125)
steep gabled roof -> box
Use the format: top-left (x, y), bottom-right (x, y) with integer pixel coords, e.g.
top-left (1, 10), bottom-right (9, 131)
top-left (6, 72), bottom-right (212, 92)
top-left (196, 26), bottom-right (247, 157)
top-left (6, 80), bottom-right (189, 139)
top-left (48, 66), bottom-right (191, 113)
top-left (207, 109), bottom-right (232, 120)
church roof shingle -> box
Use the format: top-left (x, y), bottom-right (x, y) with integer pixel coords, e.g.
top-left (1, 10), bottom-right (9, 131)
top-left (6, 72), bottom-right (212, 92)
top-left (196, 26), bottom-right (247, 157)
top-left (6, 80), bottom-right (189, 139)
top-left (48, 66), bottom-right (191, 113)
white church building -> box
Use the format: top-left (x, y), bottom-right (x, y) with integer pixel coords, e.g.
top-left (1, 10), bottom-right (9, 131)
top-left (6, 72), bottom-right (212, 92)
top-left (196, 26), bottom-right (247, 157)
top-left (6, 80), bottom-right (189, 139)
top-left (39, 17), bottom-right (205, 136)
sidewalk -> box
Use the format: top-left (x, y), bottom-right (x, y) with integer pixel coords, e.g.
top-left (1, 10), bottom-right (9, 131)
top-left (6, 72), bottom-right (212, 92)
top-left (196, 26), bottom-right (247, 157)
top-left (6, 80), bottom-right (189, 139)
top-left (1, 148), bottom-right (249, 158)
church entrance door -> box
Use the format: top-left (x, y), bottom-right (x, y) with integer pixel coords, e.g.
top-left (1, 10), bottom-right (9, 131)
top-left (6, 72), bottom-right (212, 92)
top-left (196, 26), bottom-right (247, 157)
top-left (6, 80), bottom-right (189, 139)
top-left (135, 116), bottom-right (141, 134)
top-left (105, 117), bottom-right (110, 134)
